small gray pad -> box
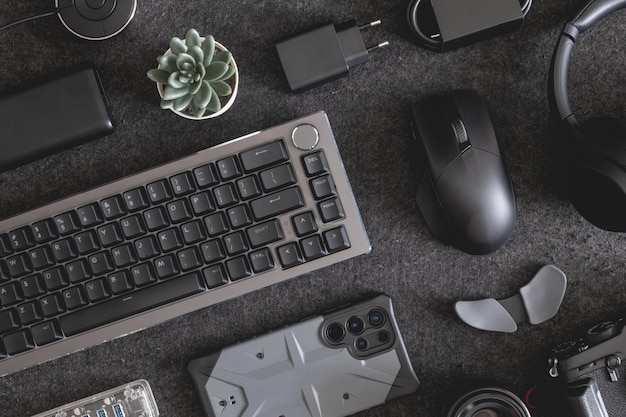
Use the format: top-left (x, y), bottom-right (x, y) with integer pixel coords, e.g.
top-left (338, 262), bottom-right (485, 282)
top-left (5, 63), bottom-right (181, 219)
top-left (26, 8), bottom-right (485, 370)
top-left (454, 265), bottom-right (567, 332)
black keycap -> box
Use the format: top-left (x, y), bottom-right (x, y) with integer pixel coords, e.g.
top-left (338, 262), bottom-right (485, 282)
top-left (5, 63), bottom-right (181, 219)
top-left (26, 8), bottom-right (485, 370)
top-left (260, 163), bottom-right (297, 191)
top-left (300, 235), bottom-right (326, 260)
top-left (62, 286), bottom-right (88, 310)
top-left (130, 263), bottom-right (157, 287)
top-left (31, 320), bottom-right (63, 345)
top-left (318, 198), bottom-right (345, 222)
top-left (226, 256), bottom-right (252, 281)
top-left (157, 228), bottom-right (183, 252)
top-left (146, 179), bottom-right (173, 204)
top-left (180, 220), bottom-right (206, 244)
top-left (292, 212), bottom-right (318, 236)
top-left (87, 251), bottom-right (114, 275)
top-left (190, 191), bottom-right (216, 215)
top-left (134, 236), bottom-right (160, 260)
top-left (3, 329), bottom-right (35, 355)
top-left (310, 175), bottom-right (337, 200)
top-left (59, 272), bottom-right (206, 336)
top-left (249, 248), bottom-right (275, 273)
top-left (17, 301), bottom-right (42, 325)
top-left (111, 243), bottom-right (137, 268)
top-left (31, 219), bottom-right (57, 244)
top-left (28, 246), bottom-right (55, 270)
top-left (213, 183), bottom-right (238, 208)
top-left (8, 227), bottom-right (34, 251)
top-left (144, 207), bottom-right (170, 231)
top-left (19, 274), bottom-right (45, 298)
top-left (76, 203), bottom-right (103, 227)
top-left (200, 239), bottom-right (226, 264)
top-left (203, 265), bottom-right (228, 288)
top-left (0, 309), bottom-right (20, 335)
top-left (277, 243), bottom-right (304, 268)
top-left (302, 150), bottom-right (329, 177)
top-left (193, 164), bottom-right (219, 188)
top-left (0, 282), bottom-right (24, 306)
top-left (43, 266), bottom-right (70, 289)
top-left (74, 230), bottom-right (100, 255)
top-left (39, 294), bottom-right (65, 317)
top-left (240, 140), bottom-right (288, 172)
top-left (216, 156), bottom-right (242, 180)
top-left (167, 199), bottom-right (193, 223)
top-left (100, 195), bottom-right (127, 220)
top-left (108, 271), bottom-right (133, 295)
top-left (0, 261), bottom-right (9, 282)
top-left (177, 247), bottom-right (202, 271)
top-left (54, 211), bottom-right (81, 235)
top-left (123, 187), bottom-right (150, 212)
top-left (97, 223), bottom-right (124, 247)
top-left (65, 260), bottom-right (91, 284)
top-left (6, 253), bottom-right (32, 278)
top-left (154, 254), bottom-right (179, 279)
top-left (204, 213), bottom-right (229, 237)
top-left (170, 172), bottom-right (196, 196)
top-left (0, 233), bottom-right (12, 256)
top-left (227, 205), bottom-right (252, 229)
top-left (51, 238), bottom-right (78, 262)
top-left (236, 176), bottom-right (261, 200)
top-left (246, 219), bottom-right (284, 248)
top-left (250, 187), bottom-right (305, 220)
top-left (223, 231), bottom-right (248, 256)
top-left (323, 226), bottom-right (351, 253)
top-left (85, 278), bottom-right (110, 302)
top-left (120, 214), bottom-right (147, 239)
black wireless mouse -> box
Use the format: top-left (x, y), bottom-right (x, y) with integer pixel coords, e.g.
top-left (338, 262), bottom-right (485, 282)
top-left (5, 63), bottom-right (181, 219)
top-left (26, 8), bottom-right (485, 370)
top-left (411, 89), bottom-right (516, 255)
top-left (56, 0), bottom-right (137, 40)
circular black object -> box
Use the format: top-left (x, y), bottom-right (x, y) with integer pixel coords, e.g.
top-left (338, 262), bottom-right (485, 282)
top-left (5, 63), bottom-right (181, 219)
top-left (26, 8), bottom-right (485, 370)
top-left (368, 309), bottom-right (386, 327)
top-left (325, 323), bottom-right (345, 344)
top-left (445, 386), bottom-right (531, 417)
top-left (346, 317), bottom-right (364, 334)
top-left (56, 0), bottom-right (137, 40)
top-left (355, 338), bottom-right (368, 351)
top-left (587, 320), bottom-right (619, 344)
top-left (377, 330), bottom-right (391, 344)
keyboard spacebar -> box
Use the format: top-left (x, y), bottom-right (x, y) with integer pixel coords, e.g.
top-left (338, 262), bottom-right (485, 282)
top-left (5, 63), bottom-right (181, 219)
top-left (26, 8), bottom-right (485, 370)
top-left (60, 272), bottom-right (206, 337)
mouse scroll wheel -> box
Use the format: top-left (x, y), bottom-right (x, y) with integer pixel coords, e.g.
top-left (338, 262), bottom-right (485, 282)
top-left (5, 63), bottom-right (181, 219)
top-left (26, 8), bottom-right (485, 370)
top-left (451, 119), bottom-right (471, 153)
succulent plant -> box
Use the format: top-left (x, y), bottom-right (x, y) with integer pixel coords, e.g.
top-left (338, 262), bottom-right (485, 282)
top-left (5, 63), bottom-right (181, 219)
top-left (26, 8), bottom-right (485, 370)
top-left (147, 29), bottom-right (236, 118)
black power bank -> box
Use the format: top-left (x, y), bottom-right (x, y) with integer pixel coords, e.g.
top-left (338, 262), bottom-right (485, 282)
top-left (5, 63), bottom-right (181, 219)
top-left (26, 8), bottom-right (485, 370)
top-left (0, 62), bottom-right (114, 172)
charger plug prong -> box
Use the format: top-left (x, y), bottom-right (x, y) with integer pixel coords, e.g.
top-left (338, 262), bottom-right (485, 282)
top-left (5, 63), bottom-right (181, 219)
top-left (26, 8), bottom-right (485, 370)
top-left (367, 41), bottom-right (389, 52)
top-left (359, 20), bottom-right (381, 30)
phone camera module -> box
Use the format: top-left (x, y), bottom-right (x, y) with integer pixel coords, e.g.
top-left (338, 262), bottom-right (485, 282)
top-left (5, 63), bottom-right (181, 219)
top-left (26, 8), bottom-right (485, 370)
top-left (326, 322), bottom-right (346, 343)
top-left (368, 309), bottom-right (386, 327)
top-left (347, 316), bottom-right (365, 334)
top-left (377, 330), bottom-right (391, 344)
top-left (355, 337), bottom-right (369, 351)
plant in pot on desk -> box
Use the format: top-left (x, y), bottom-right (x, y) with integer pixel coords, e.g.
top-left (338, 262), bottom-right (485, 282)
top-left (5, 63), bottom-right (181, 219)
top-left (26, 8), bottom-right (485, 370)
top-left (147, 28), bottom-right (239, 119)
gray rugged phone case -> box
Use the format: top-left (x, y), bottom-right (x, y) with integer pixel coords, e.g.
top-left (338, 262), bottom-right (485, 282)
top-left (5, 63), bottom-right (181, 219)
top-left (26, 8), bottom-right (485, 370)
top-left (188, 295), bottom-right (420, 417)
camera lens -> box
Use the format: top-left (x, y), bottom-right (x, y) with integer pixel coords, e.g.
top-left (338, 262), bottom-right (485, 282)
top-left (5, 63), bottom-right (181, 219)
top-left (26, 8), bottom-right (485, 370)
top-left (377, 330), bottom-right (391, 343)
top-left (355, 337), bottom-right (368, 351)
top-left (325, 323), bottom-right (345, 343)
top-left (368, 309), bottom-right (385, 327)
top-left (347, 317), bottom-right (364, 334)
top-left (444, 386), bottom-right (531, 417)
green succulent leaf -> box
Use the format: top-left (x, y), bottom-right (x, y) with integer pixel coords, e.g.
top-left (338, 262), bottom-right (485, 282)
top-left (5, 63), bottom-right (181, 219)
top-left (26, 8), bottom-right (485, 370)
top-left (185, 29), bottom-right (201, 48)
top-left (173, 94), bottom-right (194, 112)
top-left (210, 80), bottom-right (232, 97)
top-left (216, 65), bottom-right (235, 82)
top-left (193, 81), bottom-right (213, 109)
top-left (147, 69), bottom-right (170, 84)
top-left (189, 78), bottom-right (204, 95)
top-left (207, 85), bottom-right (222, 113)
top-left (213, 51), bottom-right (232, 64)
top-left (188, 46), bottom-right (204, 66)
top-left (204, 62), bottom-right (229, 81)
top-left (160, 99), bottom-right (174, 109)
top-left (176, 53), bottom-right (196, 70)
top-left (170, 37), bottom-right (187, 54)
top-left (157, 54), bottom-right (178, 72)
top-left (201, 35), bottom-right (215, 67)
top-left (167, 71), bottom-right (187, 88)
top-left (191, 102), bottom-right (207, 118)
top-left (162, 84), bottom-right (190, 100)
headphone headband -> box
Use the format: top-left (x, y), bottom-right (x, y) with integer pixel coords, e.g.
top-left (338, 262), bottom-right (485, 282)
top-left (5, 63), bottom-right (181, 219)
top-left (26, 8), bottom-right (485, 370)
top-left (549, 0), bottom-right (626, 128)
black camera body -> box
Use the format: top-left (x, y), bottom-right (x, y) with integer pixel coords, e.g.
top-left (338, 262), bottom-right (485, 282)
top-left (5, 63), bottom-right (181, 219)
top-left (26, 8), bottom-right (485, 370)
top-left (542, 318), bottom-right (626, 416)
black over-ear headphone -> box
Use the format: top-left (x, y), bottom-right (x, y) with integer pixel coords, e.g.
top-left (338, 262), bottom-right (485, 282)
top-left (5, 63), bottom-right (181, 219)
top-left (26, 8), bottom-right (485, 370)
top-left (549, 0), bottom-right (626, 232)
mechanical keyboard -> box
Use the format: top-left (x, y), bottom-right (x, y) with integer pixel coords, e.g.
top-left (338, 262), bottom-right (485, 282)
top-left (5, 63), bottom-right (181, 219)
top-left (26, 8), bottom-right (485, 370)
top-left (0, 111), bottom-right (371, 376)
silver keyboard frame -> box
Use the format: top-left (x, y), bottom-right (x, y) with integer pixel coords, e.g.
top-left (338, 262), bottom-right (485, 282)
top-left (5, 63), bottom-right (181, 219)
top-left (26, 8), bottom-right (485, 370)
top-left (0, 111), bottom-right (371, 376)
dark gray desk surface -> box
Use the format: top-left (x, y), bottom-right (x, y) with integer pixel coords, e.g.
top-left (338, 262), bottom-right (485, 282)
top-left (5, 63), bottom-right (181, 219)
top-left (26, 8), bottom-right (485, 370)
top-left (1, 1), bottom-right (625, 416)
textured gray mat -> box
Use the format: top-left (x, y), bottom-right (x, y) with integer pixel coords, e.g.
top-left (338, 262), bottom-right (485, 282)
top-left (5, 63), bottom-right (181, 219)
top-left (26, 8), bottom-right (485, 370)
top-left (0, 1), bottom-right (625, 416)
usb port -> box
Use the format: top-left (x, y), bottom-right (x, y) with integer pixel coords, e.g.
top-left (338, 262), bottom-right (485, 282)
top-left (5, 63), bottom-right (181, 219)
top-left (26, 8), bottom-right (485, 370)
top-left (113, 404), bottom-right (126, 417)
top-left (97, 410), bottom-right (107, 417)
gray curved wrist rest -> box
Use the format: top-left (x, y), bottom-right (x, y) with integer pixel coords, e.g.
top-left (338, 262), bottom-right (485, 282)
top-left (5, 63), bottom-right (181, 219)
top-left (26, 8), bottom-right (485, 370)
top-left (454, 264), bottom-right (567, 332)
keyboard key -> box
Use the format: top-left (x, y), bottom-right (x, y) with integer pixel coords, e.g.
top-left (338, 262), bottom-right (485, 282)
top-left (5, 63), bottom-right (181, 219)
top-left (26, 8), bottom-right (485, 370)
top-left (323, 226), bottom-right (351, 253)
top-left (216, 156), bottom-right (242, 180)
top-left (17, 301), bottom-right (42, 325)
top-left (203, 265), bottom-right (228, 288)
top-left (190, 191), bottom-right (216, 215)
top-left (77, 203), bottom-right (104, 227)
top-left (146, 179), bottom-right (173, 204)
top-left (0, 310), bottom-right (20, 335)
top-left (227, 205), bottom-right (252, 229)
top-left (9, 227), bottom-right (34, 251)
top-left (226, 256), bottom-right (252, 280)
top-left (144, 207), bottom-right (170, 231)
top-left (6, 253), bottom-right (32, 278)
top-left (193, 164), bottom-right (219, 188)
top-left (28, 246), bottom-right (55, 270)
top-left (130, 263), bottom-right (157, 287)
top-left (292, 212), bottom-right (318, 236)
top-left (85, 278), bottom-right (110, 302)
top-left (20, 275), bottom-right (45, 298)
top-left (250, 187), bottom-right (305, 220)
top-left (100, 195), bottom-right (127, 220)
top-left (120, 214), bottom-right (147, 239)
top-left (0, 234), bottom-right (12, 256)
top-left (123, 187), bottom-right (150, 212)
top-left (74, 230), bottom-right (100, 255)
top-left (246, 219), bottom-right (284, 248)
top-left (54, 212), bottom-right (81, 235)
top-left (170, 172), bottom-right (196, 196)
top-left (31, 320), bottom-right (63, 345)
top-left (240, 140), bottom-right (288, 172)
top-left (249, 248), bottom-right (275, 273)
top-left (204, 213), bottom-right (229, 237)
top-left (108, 271), bottom-right (133, 295)
top-left (62, 286), bottom-right (88, 310)
top-left (223, 231), bottom-right (248, 256)
top-left (43, 266), bottom-right (70, 289)
top-left (3, 329), bottom-right (35, 355)
top-left (154, 254), bottom-right (179, 279)
top-left (260, 163), bottom-right (297, 191)
top-left (157, 228), bottom-right (183, 252)
top-left (134, 236), bottom-right (160, 260)
top-left (39, 294), bottom-right (65, 317)
top-left (310, 174), bottom-right (337, 200)
top-left (180, 220), bottom-right (206, 244)
top-left (0, 282), bottom-right (24, 306)
top-left (111, 243), bottom-right (137, 267)
top-left (59, 272), bottom-right (206, 336)
top-left (236, 176), bottom-right (261, 200)
top-left (300, 235), bottom-right (326, 260)
top-left (302, 150), bottom-right (329, 176)
top-left (31, 219), bottom-right (57, 244)
top-left (213, 184), bottom-right (238, 208)
top-left (65, 260), bottom-right (91, 284)
top-left (277, 243), bottom-right (304, 268)
top-left (51, 238), bottom-right (78, 262)
top-left (318, 198), bottom-right (345, 222)
top-left (87, 251), bottom-right (114, 276)
top-left (97, 223), bottom-right (124, 247)
top-left (200, 239), bottom-right (226, 264)
top-left (167, 199), bottom-right (193, 223)
top-left (177, 247), bottom-right (202, 271)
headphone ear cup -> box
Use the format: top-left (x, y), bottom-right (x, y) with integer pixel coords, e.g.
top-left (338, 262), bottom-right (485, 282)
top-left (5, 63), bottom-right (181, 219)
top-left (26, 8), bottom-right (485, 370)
top-left (580, 117), bottom-right (626, 164)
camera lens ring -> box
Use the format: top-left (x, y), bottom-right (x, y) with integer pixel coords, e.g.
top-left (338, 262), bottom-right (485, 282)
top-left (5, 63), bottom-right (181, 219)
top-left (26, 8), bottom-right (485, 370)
top-left (368, 309), bottom-right (386, 327)
top-left (325, 322), bottom-right (346, 344)
top-left (355, 337), bottom-right (368, 351)
top-left (346, 316), bottom-right (365, 334)
top-left (377, 330), bottom-right (391, 344)
top-left (445, 387), bottom-right (531, 417)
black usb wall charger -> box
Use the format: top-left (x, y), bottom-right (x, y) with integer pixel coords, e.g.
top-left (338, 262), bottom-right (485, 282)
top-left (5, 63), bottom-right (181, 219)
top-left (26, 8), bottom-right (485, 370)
top-left (407, 0), bottom-right (532, 52)
top-left (275, 20), bottom-right (388, 92)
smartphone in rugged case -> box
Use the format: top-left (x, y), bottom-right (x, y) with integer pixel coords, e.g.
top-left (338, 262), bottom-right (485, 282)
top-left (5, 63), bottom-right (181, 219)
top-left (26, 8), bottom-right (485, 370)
top-left (188, 295), bottom-right (420, 417)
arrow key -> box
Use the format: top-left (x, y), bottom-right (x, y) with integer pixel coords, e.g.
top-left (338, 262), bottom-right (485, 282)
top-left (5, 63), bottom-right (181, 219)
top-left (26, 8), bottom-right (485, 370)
top-left (323, 226), bottom-right (351, 253)
top-left (277, 243), bottom-right (304, 268)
